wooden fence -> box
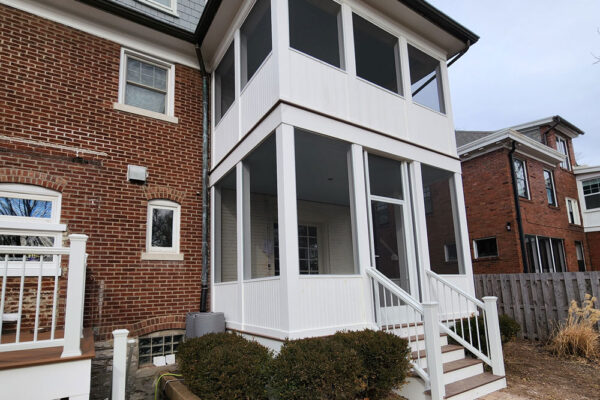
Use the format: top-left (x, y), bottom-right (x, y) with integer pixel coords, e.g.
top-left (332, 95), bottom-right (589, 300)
top-left (473, 272), bottom-right (600, 340)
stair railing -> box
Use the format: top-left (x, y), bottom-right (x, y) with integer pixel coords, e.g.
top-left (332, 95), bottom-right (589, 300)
top-left (426, 270), bottom-right (505, 376)
top-left (367, 268), bottom-right (445, 399)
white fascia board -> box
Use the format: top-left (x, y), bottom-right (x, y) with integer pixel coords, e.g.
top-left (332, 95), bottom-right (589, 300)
top-left (458, 129), bottom-right (566, 165)
top-left (574, 165), bottom-right (600, 176)
top-left (509, 116), bottom-right (582, 138)
top-left (0, 0), bottom-right (199, 69)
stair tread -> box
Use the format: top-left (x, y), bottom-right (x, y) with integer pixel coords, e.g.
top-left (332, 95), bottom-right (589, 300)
top-left (425, 357), bottom-right (483, 374)
top-left (382, 321), bottom-right (423, 331)
top-left (425, 373), bottom-right (505, 398)
top-left (411, 344), bottom-right (462, 360)
top-left (402, 333), bottom-right (447, 342)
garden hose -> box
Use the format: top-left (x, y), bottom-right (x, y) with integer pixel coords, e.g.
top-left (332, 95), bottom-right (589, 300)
top-left (154, 373), bottom-right (183, 400)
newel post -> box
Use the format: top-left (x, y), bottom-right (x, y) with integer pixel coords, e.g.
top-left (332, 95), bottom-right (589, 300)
top-left (483, 296), bottom-right (505, 376)
top-left (61, 234), bottom-right (88, 358)
top-left (423, 302), bottom-right (445, 400)
top-left (112, 329), bottom-right (130, 400)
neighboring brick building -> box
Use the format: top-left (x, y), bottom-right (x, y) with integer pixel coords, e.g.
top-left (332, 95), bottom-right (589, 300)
top-left (456, 116), bottom-right (595, 274)
top-left (574, 165), bottom-right (600, 270)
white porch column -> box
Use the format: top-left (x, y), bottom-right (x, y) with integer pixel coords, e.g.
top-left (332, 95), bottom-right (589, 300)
top-left (276, 124), bottom-right (299, 334)
top-left (410, 162), bottom-right (432, 302)
top-left (483, 297), bottom-right (506, 376)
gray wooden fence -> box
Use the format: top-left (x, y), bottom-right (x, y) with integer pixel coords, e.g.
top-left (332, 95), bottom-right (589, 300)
top-left (473, 272), bottom-right (600, 341)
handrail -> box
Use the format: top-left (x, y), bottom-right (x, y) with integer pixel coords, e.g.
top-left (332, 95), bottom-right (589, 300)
top-left (366, 268), bottom-right (423, 312)
top-left (0, 246), bottom-right (71, 255)
top-left (426, 270), bottom-right (484, 308)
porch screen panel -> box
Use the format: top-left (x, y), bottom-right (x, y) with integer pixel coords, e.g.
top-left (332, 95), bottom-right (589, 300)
top-left (294, 129), bottom-right (356, 275)
top-left (421, 164), bottom-right (462, 274)
top-left (215, 169), bottom-right (237, 282)
top-left (244, 135), bottom-right (279, 279)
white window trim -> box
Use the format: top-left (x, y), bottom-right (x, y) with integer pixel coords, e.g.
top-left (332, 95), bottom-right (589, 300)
top-left (543, 169), bottom-right (557, 206)
top-left (0, 184), bottom-right (64, 276)
top-left (473, 237), bottom-right (498, 259)
top-left (143, 199), bottom-right (182, 260)
top-left (556, 136), bottom-right (571, 170)
top-left (565, 197), bottom-right (581, 225)
top-left (136, 0), bottom-right (178, 16)
top-left (116, 48), bottom-right (177, 122)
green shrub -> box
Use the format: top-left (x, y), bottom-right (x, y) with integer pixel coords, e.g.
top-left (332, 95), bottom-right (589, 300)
top-left (177, 333), bottom-right (272, 400)
top-left (499, 314), bottom-right (521, 343)
top-left (269, 336), bottom-right (365, 399)
top-left (452, 314), bottom-right (521, 356)
top-left (333, 330), bottom-right (410, 399)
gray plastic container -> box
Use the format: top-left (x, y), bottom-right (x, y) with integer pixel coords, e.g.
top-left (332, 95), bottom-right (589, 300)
top-left (186, 312), bottom-right (225, 338)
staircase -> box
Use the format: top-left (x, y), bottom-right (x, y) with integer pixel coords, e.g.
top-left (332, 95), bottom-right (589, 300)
top-left (367, 269), bottom-right (507, 400)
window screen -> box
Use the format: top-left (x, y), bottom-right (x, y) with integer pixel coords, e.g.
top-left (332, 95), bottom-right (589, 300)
top-left (408, 44), bottom-right (444, 113)
top-left (241, 0), bottom-right (272, 87)
top-left (215, 43), bottom-right (235, 124)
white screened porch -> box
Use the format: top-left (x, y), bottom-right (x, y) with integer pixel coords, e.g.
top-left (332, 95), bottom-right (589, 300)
top-left (210, 113), bottom-right (476, 342)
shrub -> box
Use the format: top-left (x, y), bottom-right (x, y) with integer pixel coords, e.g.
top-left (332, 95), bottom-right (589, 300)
top-left (269, 336), bottom-right (365, 399)
top-left (499, 314), bottom-right (521, 343)
top-left (332, 330), bottom-right (410, 399)
top-left (550, 294), bottom-right (600, 359)
top-left (452, 314), bottom-right (520, 356)
top-left (177, 333), bottom-right (272, 399)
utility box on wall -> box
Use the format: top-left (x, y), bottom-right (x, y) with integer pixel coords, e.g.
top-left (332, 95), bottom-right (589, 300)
top-left (127, 165), bottom-right (148, 183)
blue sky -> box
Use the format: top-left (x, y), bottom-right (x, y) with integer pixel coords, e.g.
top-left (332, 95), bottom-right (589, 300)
top-left (427, 0), bottom-right (600, 165)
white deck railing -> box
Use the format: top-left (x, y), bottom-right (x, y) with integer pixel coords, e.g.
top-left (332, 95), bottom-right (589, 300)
top-left (0, 234), bottom-right (88, 357)
top-left (426, 270), bottom-right (505, 376)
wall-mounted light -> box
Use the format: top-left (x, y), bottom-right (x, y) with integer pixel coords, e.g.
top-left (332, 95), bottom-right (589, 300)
top-left (506, 222), bottom-right (511, 231)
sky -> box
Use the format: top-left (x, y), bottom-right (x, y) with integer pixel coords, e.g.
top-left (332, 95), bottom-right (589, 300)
top-left (427, 0), bottom-right (600, 166)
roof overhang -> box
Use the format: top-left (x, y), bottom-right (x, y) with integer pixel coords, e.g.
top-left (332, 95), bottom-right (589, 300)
top-left (458, 129), bottom-right (567, 166)
top-left (510, 115), bottom-right (584, 139)
top-left (573, 165), bottom-right (600, 178)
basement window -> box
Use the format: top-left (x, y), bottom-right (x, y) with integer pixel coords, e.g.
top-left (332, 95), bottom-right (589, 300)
top-left (473, 237), bottom-right (498, 259)
top-left (289, 0), bottom-right (345, 69)
top-left (215, 42), bottom-right (235, 125)
top-left (241, 0), bottom-right (272, 88)
top-left (408, 44), bottom-right (445, 113)
top-left (353, 14), bottom-right (402, 94)
top-left (138, 332), bottom-right (184, 366)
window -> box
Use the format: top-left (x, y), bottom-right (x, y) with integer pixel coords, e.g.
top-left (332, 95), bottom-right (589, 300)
top-left (444, 243), bottom-right (457, 262)
top-left (241, 0), bottom-right (272, 88)
top-left (289, 0), bottom-right (344, 69)
top-left (582, 178), bottom-right (600, 210)
top-left (565, 198), bottom-right (581, 225)
top-left (214, 42), bottom-right (235, 124)
top-left (0, 184), bottom-right (63, 275)
top-left (136, 0), bottom-right (176, 15)
top-left (214, 170), bottom-right (237, 283)
top-left (119, 49), bottom-right (174, 116)
top-left (473, 237), bottom-right (498, 258)
top-left (543, 170), bottom-right (556, 206)
top-left (297, 224), bottom-right (319, 275)
top-left (513, 158), bottom-right (529, 199)
top-left (423, 186), bottom-right (433, 215)
top-left (138, 331), bottom-right (184, 366)
top-left (408, 44), bottom-right (445, 113)
top-left (353, 14), bottom-right (402, 94)
top-left (575, 241), bottom-right (586, 272)
top-left (145, 200), bottom-right (181, 259)
top-left (556, 137), bottom-right (571, 170)
top-left (525, 235), bottom-right (566, 273)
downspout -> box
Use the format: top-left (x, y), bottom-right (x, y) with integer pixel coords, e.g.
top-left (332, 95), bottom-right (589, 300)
top-left (508, 141), bottom-right (529, 272)
top-left (195, 44), bottom-right (210, 312)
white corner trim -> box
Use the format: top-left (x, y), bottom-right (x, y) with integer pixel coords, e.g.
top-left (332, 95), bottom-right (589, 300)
top-left (113, 103), bottom-right (179, 124)
top-left (141, 252), bottom-right (184, 261)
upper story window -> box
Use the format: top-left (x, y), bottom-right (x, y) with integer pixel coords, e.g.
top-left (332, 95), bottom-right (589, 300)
top-left (513, 158), bottom-right (530, 199)
top-left (144, 199), bottom-right (181, 259)
top-left (119, 49), bottom-right (175, 117)
top-left (241, 0), bottom-right (272, 88)
top-left (565, 198), bottom-right (581, 225)
top-left (408, 44), bottom-right (445, 113)
top-left (543, 170), bottom-right (556, 206)
top-left (352, 14), bottom-right (402, 95)
top-left (556, 136), bottom-right (571, 170)
top-left (215, 42), bottom-right (235, 124)
top-left (136, 0), bottom-right (177, 15)
top-left (289, 0), bottom-right (344, 69)
top-left (582, 178), bottom-right (600, 210)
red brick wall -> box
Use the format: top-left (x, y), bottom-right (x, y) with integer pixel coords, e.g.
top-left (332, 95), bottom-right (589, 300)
top-left (585, 231), bottom-right (600, 271)
top-left (0, 5), bottom-right (205, 339)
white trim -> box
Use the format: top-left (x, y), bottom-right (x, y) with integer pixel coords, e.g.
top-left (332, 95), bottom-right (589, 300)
top-left (117, 48), bottom-right (176, 118)
top-left (113, 103), bottom-right (178, 123)
top-left (509, 117), bottom-right (582, 138)
top-left (136, 0), bottom-right (178, 16)
top-left (565, 197), bottom-right (581, 225)
top-left (140, 252), bottom-right (183, 261)
top-left (145, 199), bottom-right (181, 256)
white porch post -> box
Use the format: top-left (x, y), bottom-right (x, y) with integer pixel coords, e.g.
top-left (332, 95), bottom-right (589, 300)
top-left (111, 329), bottom-right (129, 400)
top-left (423, 302), bottom-right (445, 400)
top-left (238, 162), bottom-right (247, 328)
top-left (61, 234), bottom-right (88, 358)
top-left (276, 124), bottom-right (299, 334)
top-left (483, 296), bottom-right (506, 376)
top-left (410, 162), bottom-right (432, 302)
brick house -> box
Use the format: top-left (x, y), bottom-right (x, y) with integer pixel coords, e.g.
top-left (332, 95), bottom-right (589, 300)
top-left (456, 116), bottom-right (595, 274)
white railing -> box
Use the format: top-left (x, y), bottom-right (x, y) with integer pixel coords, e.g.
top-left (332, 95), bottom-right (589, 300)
top-left (367, 268), bottom-right (445, 399)
top-left (0, 234), bottom-right (88, 357)
top-left (426, 270), bottom-right (505, 376)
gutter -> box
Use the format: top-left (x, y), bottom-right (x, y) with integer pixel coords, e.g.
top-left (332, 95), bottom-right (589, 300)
top-left (508, 141), bottom-right (529, 273)
top-left (194, 45), bottom-right (211, 312)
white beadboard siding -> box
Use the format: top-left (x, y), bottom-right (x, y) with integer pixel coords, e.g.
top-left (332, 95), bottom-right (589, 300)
top-left (244, 278), bottom-right (281, 330)
top-left (407, 102), bottom-right (454, 156)
top-left (213, 282), bottom-right (240, 325)
top-left (240, 55), bottom-right (279, 134)
top-left (220, 189), bottom-right (237, 282)
top-left (213, 101), bottom-right (240, 167)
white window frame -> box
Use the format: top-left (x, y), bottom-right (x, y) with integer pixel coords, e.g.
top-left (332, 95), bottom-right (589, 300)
top-left (582, 178), bottom-right (600, 210)
top-left (136, 0), bottom-right (177, 16)
top-left (556, 136), bottom-right (571, 170)
top-left (565, 197), bottom-right (581, 225)
top-left (473, 237), bottom-right (498, 259)
top-left (0, 184), bottom-right (65, 276)
top-left (115, 48), bottom-right (177, 123)
top-left (143, 199), bottom-right (182, 260)
top-left (513, 158), bottom-right (530, 199)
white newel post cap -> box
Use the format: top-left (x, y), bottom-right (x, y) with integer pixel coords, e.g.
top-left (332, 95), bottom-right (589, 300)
top-left (422, 301), bottom-right (439, 309)
top-left (113, 329), bottom-right (130, 338)
top-left (68, 234), bottom-right (89, 242)
top-left (482, 296), bottom-right (498, 303)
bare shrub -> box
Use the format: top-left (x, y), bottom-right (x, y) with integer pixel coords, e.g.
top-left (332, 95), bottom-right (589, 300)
top-left (550, 294), bottom-right (600, 359)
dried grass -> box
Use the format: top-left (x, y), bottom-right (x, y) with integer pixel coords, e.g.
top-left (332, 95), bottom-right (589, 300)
top-left (549, 294), bottom-right (600, 360)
